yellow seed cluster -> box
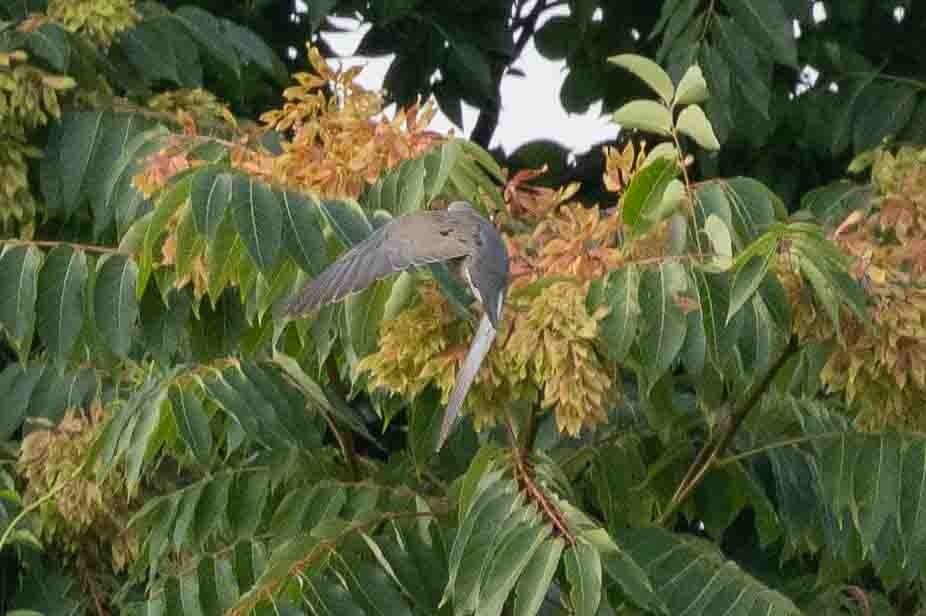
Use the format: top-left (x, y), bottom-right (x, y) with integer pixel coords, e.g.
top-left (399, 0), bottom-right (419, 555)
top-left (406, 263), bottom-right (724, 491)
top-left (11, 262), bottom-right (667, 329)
top-left (788, 145), bottom-right (926, 430)
top-left (147, 88), bottom-right (237, 130)
top-left (17, 404), bottom-right (139, 572)
top-left (360, 276), bottom-right (616, 436)
top-left (47, 0), bottom-right (139, 48)
top-left (507, 281), bottom-right (616, 435)
top-left (0, 50), bottom-right (74, 232)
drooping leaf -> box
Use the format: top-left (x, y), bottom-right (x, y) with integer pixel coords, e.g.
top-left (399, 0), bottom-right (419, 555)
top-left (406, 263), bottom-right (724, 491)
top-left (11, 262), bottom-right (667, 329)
top-left (280, 190), bottom-right (329, 276)
top-left (623, 528), bottom-right (801, 615)
top-left (564, 540), bottom-right (602, 616)
top-left (588, 266), bottom-right (641, 362)
top-left (36, 246), bottom-right (87, 364)
top-left (93, 255), bottom-right (139, 359)
top-left (0, 245), bottom-right (42, 359)
top-left (718, 0), bottom-right (797, 67)
top-left (230, 175), bottom-right (283, 273)
top-left (638, 263), bottom-right (688, 383)
top-left (191, 166), bottom-right (234, 239)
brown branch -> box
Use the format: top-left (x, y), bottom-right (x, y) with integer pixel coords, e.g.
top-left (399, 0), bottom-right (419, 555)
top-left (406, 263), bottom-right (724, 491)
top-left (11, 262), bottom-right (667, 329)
top-left (508, 421), bottom-right (576, 544)
top-left (470, 0), bottom-right (552, 147)
top-left (0, 238), bottom-right (130, 256)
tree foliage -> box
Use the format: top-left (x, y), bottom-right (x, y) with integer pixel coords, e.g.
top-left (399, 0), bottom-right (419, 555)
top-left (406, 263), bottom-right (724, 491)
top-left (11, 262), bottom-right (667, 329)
top-left (0, 0), bottom-right (925, 615)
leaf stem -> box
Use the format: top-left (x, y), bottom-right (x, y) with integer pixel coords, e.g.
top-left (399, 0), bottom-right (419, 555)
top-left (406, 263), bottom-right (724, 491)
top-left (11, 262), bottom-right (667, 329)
top-left (715, 431), bottom-right (843, 467)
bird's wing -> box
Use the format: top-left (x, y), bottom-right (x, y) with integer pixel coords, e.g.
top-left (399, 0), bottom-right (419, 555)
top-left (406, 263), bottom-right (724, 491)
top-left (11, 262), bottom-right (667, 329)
top-left (282, 212), bottom-right (472, 316)
top-left (437, 313), bottom-right (496, 450)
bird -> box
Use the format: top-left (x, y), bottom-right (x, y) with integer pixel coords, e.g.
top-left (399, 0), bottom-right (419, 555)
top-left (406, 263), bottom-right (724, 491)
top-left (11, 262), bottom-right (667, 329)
top-left (280, 201), bottom-right (510, 450)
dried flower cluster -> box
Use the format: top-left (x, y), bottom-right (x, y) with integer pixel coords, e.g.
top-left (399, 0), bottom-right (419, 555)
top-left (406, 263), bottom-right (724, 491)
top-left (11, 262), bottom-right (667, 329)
top-left (788, 146), bottom-right (926, 430)
top-left (252, 46), bottom-right (443, 198)
top-left (17, 403), bottom-right (140, 572)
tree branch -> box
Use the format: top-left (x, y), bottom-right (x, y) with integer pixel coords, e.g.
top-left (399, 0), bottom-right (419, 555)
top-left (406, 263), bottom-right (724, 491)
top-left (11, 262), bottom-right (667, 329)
top-left (470, 0), bottom-right (552, 148)
top-left (658, 338), bottom-right (799, 526)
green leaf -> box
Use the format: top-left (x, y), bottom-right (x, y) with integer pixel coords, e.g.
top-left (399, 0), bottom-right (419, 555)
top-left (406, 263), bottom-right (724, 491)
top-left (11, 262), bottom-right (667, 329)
top-left (638, 263), bottom-right (688, 383)
top-left (478, 523), bottom-right (552, 616)
top-left (623, 528), bottom-right (801, 615)
top-left (174, 205), bottom-right (202, 285)
top-left (344, 279), bottom-right (392, 361)
top-left (535, 15), bottom-right (579, 60)
top-left (676, 104), bottom-right (720, 150)
top-left (231, 175), bottom-right (283, 273)
top-left (170, 384), bottom-right (212, 466)
top-left (621, 157), bottom-right (679, 234)
top-left (0, 245), bottom-right (42, 359)
top-left (191, 166), bottom-right (233, 239)
top-left (712, 16), bottom-right (771, 119)
top-left (21, 23), bottom-right (71, 72)
top-left (609, 54), bottom-right (675, 104)
top-left (227, 470), bottom-right (270, 540)
top-left (728, 247), bottom-right (775, 322)
top-left (448, 41), bottom-right (495, 103)
top-left (565, 540), bottom-right (602, 616)
top-left (513, 537), bottom-right (565, 616)
top-left (423, 140), bottom-right (460, 199)
top-left (612, 100), bottom-right (674, 137)
top-left (319, 198), bottom-right (373, 248)
top-left (704, 214), bottom-right (732, 258)
top-left (852, 83), bottom-right (918, 153)
top-left (93, 255), bottom-right (139, 359)
top-left (272, 352), bottom-right (379, 445)
top-left (281, 190), bottom-right (329, 276)
top-left (0, 364), bottom-right (44, 441)
top-left (674, 65), bottom-right (710, 105)
top-left (719, 0), bottom-right (797, 67)
top-left (139, 173), bottom-right (194, 297)
top-left (693, 270), bottom-right (739, 376)
top-left (397, 159), bottom-right (426, 215)
top-left (589, 266), bottom-right (641, 362)
top-left (172, 6), bottom-right (241, 79)
top-left (855, 434), bottom-right (901, 550)
top-left (36, 246), bottom-right (87, 364)
top-left (801, 180), bottom-right (872, 227)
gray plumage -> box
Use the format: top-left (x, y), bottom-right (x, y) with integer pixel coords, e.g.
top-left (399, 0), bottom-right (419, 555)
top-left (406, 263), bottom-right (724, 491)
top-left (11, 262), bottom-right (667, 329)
top-left (281, 201), bottom-right (510, 449)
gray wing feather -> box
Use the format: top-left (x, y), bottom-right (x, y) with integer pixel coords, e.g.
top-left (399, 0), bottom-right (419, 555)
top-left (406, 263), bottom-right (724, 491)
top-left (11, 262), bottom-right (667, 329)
top-left (282, 213), bottom-right (471, 316)
top-left (437, 313), bottom-right (496, 450)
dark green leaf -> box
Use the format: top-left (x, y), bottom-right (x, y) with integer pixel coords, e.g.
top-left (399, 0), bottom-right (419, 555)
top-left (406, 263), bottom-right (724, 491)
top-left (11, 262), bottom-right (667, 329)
top-left (0, 245), bottom-right (41, 358)
top-left (93, 255), bottom-right (139, 358)
top-left (231, 175), bottom-right (282, 273)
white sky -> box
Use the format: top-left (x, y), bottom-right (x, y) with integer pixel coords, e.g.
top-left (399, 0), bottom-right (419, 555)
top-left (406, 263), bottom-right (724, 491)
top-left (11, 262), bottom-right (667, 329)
top-left (308, 5), bottom-right (616, 158)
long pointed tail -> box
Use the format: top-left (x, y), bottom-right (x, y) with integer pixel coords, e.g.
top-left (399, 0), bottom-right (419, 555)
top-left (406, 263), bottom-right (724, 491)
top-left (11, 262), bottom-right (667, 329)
top-left (436, 313), bottom-right (496, 450)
